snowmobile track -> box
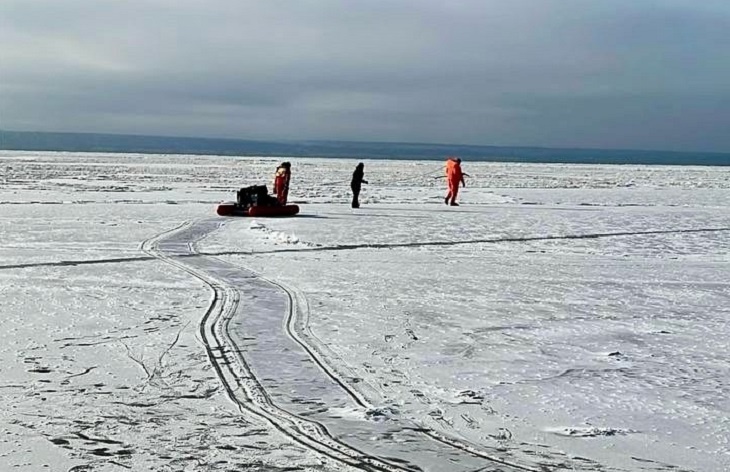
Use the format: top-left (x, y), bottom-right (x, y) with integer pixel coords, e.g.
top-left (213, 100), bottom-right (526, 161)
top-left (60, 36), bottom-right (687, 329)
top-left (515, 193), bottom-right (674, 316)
top-left (142, 221), bottom-right (417, 472)
top-left (141, 218), bottom-right (575, 472)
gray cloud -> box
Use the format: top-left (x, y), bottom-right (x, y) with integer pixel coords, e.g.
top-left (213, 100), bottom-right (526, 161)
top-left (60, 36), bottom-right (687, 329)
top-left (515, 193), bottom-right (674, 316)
top-left (1, 0), bottom-right (729, 151)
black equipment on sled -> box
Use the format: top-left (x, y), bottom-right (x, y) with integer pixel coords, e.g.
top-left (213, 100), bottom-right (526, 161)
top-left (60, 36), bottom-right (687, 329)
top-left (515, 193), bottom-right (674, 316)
top-left (217, 185), bottom-right (299, 217)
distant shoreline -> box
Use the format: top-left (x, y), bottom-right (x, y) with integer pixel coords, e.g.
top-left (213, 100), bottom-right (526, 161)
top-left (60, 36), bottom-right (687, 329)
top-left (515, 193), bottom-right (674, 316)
top-left (1, 130), bottom-right (728, 166)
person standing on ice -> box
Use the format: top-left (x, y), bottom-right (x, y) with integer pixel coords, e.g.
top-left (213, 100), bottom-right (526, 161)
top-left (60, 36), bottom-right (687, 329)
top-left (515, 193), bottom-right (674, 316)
top-left (444, 156), bottom-right (466, 206)
top-left (350, 162), bottom-right (368, 208)
top-left (272, 162), bottom-right (291, 205)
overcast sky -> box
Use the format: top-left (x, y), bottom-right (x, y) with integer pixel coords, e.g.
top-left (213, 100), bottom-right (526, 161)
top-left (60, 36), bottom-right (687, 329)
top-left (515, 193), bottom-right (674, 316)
top-left (1, 0), bottom-right (729, 152)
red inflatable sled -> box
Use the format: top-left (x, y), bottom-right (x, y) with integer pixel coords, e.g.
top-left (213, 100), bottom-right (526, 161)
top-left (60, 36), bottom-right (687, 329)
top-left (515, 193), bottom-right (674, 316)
top-left (216, 185), bottom-right (300, 217)
top-left (216, 201), bottom-right (299, 217)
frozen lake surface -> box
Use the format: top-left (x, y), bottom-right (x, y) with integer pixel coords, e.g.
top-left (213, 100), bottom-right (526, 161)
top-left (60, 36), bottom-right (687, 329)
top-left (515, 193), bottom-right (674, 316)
top-left (1, 151), bottom-right (728, 471)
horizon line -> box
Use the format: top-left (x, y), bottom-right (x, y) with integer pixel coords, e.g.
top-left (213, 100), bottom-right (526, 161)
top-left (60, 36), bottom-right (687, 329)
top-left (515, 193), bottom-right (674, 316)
top-left (2, 128), bottom-right (729, 157)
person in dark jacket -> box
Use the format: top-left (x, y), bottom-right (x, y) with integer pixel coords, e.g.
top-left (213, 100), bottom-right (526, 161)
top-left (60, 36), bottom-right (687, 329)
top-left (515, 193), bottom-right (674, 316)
top-left (350, 162), bottom-right (368, 208)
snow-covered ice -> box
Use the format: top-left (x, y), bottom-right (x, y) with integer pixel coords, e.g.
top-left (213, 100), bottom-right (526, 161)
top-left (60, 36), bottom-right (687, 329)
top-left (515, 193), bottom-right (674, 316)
top-left (1, 151), bottom-right (728, 471)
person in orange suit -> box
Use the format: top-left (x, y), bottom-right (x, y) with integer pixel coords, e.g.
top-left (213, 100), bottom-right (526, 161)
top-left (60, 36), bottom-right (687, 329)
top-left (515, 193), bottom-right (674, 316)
top-left (444, 157), bottom-right (466, 206)
top-left (272, 162), bottom-right (291, 205)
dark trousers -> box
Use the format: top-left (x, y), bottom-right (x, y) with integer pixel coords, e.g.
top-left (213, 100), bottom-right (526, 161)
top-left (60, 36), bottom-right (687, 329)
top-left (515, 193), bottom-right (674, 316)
top-left (351, 184), bottom-right (361, 208)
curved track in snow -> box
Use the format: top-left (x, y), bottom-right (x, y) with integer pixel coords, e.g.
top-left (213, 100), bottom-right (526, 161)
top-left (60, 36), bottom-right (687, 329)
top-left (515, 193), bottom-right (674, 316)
top-left (142, 218), bottom-right (613, 472)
